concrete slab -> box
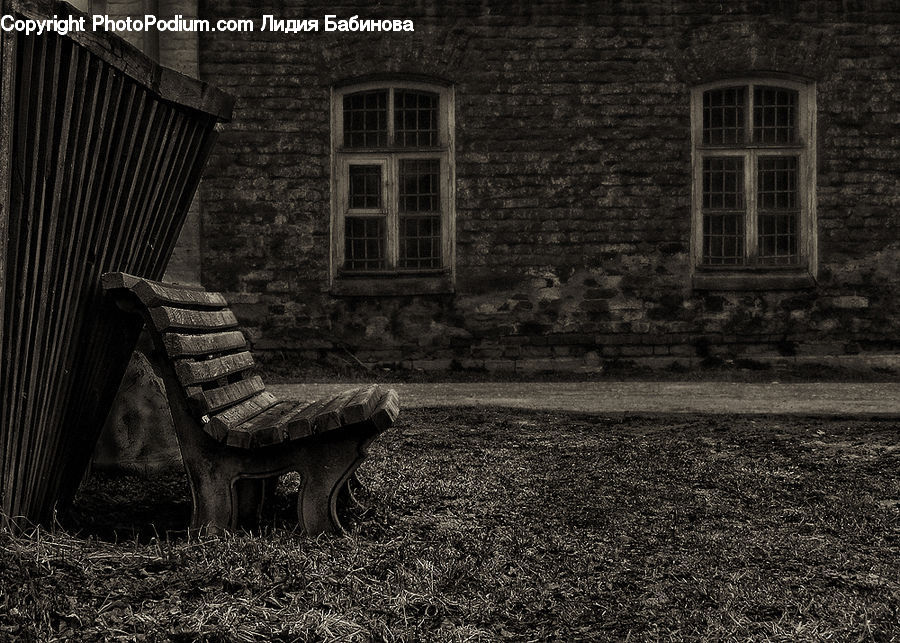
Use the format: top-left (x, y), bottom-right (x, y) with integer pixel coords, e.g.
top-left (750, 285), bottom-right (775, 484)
top-left (268, 381), bottom-right (900, 416)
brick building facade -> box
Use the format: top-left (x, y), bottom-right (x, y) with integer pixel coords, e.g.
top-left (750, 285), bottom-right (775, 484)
top-left (185, 0), bottom-right (898, 371)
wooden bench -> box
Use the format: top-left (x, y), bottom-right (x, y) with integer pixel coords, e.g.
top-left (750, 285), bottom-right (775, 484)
top-left (101, 271), bottom-right (399, 535)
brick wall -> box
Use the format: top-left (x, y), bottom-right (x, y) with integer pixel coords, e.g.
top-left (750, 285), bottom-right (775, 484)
top-left (195, 0), bottom-right (900, 371)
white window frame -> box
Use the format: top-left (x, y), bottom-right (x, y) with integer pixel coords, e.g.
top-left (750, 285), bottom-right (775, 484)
top-left (690, 77), bottom-right (817, 286)
top-left (330, 80), bottom-right (455, 287)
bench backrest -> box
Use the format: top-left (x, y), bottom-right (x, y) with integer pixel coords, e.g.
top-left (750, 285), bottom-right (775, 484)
top-left (102, 272), bottom-right (279, 440)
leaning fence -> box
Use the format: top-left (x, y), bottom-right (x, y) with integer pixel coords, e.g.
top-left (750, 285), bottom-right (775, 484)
top-left (0, 0), bottom-right (231, 525)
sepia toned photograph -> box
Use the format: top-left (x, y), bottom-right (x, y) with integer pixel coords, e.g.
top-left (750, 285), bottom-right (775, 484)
top-left (0, 0), bottom-right (898, 639)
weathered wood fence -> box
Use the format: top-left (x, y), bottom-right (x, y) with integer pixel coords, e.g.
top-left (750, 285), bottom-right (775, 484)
top-left (0, 0), bottom-right (232, 525)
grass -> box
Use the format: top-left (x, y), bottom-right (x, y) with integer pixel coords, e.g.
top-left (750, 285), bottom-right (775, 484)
top-left (2, 407), bottom-right (899, 641)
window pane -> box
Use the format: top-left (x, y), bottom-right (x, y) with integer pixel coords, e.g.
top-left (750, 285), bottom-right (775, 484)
top-left (702, 156), bottom-right (745, 265)
top-left (758, 156), bottom-right (799, 264)
top-left (344, 217), bottom-right (385, 270)
top-left (399, 159), bottom-right (440, 213)
top-left (395, 90), bottom-right (439, 147)
top-left (400, 215), bottom-right (442, 269)
top-left (757, 213), bottom-right (798, 265)
top-left (703, 213), bottom-right (745, 265)
top-left (702, 157), bottom-right (745, 210)
top-left (757, 156), bottom-right (797, 210)
top-left (753, 87), bottom-right (798, 144)
top-left (348, 165), bottom-right (382, 209)
top-left (343, 90), bottom-right (387, 148)
top-left (703, 87), bottom-right (745, 145)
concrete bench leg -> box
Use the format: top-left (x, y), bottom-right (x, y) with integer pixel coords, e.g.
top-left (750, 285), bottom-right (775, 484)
top-left (189, 469), bottom-right (235, 534)
top-left (297, 435), bottom-right (368, 535)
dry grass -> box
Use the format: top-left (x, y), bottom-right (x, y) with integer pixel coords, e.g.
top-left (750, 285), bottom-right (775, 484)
top-left (1, 408), bottom-right (899, 641)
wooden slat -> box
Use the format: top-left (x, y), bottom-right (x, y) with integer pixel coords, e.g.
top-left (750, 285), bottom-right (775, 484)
top-left (224, 425), bottom-right (253, 449)
top-left (139, 114), bottom-right (199, 275)
top-left (311, 387), bottom-right (365, 434)
top-left (150, 123), bottom-right (217, 277)
top-left (30, 66), bottom-right (125, 518)
top-left (189, 375), bottom-right (265, 414)
top-left (101, 271), bottom-right (227, 308)
top-left (149, 306), bottom-right (238, 333)
top-left (226, 401), bottom-right (303, 448)
top-left (6, 34), bottom-right (50, 517)
top-left (0, 10), bottom-right (15, 397)
top-left (216, 386), bottom-right (401, 450)
top-left (163, 330), bottom-right (245, 357)
top-left (370, 388), bottom-right (401, 430)
top-left (136, 278), bottom-right (227, 309)
top-left (280, 398), bottom-right (331, 442)
top-left (100, 269), bottom-right (139, 292)
top-left (21, 62), bottom-right (120, 520)
top-left (22, 38), bottom-right (84, 513)
top-left (130, 112), bottom-right (191, 276)
top-left (95, 86), bottom-right (149, 280)
top-left (0, 29), bottom-right (25, 520)
top-left (338, 384), bottom-right (381, 425)
top-left (174, 351), bottom-right (255, 387)
top-left (258, 385), bottom-right (395, 445)
top-left (205, 391), bottom-right (278, 442)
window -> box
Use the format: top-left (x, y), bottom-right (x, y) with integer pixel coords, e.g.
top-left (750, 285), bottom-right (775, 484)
top-left (331, 81), bottom-right (455, 294)
top-left (690, 79), bottom-right (817, 289)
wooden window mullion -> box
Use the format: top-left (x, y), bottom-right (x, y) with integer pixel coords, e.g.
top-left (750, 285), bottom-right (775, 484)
top-left (386, 157), bottom-right (398, 268)
top-left (746, 149), bottom-right (757, 263)
top-left (386, 89), bottom-right (397, 268)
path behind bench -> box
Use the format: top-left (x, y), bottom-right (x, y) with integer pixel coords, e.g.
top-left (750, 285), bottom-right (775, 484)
top-left (269, 381), bottom-right (900, 416)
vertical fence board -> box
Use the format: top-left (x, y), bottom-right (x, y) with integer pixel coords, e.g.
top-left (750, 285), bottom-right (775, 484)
top-left (0, 26), bottom-right (16, 520)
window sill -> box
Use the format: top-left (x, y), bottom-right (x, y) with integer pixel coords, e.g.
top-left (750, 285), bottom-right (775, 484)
top-left (331, 273), bottom-right (454, 296)
top-left (692, 268), bottom-right (816, 291)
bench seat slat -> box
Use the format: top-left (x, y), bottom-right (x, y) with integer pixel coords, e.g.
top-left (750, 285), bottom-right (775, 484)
top-left (164, 330), bottom-right (246, 357)
top-left (174, 351), bottom-right (255, 387)
top-left (102, 272), bottom-right (228, 309)
top-left (189, 375), bottom-right (266, 414)
top-left (135, 281), bottom-right (228, 309)
top-left (214, 385), bottom-right (400, 449)
top-left (338, 384), bottom-right (381, 425)
top-left (223, 401), bottom-right (304, 448)
top-left (205, 391), bottom-right (278, 441)
top-left (224, 386), bottom-right (394, 448)
top-left (150, 306), bottom-right (239, 333)
top-left (309, 388), bottom-right (358, 434)
top-left (223, 402), bottom-right (298, 448)
top-left (280, 398), bottom-right (328, 441)
top-left (370, 388), bottom-right (401, 430)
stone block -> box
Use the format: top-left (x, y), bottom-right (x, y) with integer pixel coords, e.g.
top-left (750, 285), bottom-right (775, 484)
top-left (829, 295), bottom-right (870, 309)
top-left (92, 341), bottom-right (181, 474)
